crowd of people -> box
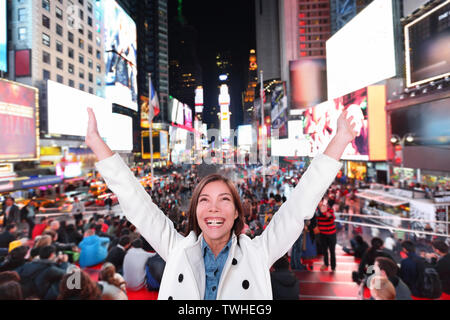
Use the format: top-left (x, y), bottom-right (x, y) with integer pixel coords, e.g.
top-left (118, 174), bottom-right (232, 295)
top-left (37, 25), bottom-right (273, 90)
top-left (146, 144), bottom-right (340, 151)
top-left (0, 160), bottom-right (449, 300)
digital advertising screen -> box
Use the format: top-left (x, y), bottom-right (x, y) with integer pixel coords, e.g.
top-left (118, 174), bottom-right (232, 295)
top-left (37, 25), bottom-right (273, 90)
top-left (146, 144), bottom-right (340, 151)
top-left (270, 83), bottom-right (289, 139)
top-left (160, 130), bottom-right (169, 159)
top-left (0, 0), bottom-right (7, 72)
top-left (301, 87), bottom-right (369, 160)
top-left (237, 125), bottom-right (253, 146)
top-left (405, 0), bottom-right (450, 87)
top-left (0, 79), bottom-right (38, 161)
top-left (326, 0), bottom-right (396, 99)
top-left (47, 80), bottom-right (112, 138)
top-left (184, 105), bottom-right (193, 129)
top-left (290, 59), bottom-right (327, 110)
top-left (101, 0), bottom-right (138, 111)
top-left (107, 113), bottom-right (133, 151)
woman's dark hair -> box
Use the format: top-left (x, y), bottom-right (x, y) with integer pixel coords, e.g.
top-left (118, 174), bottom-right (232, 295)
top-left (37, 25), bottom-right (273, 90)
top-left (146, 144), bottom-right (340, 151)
top-left (57, 270), bottom-right (102, 300)
top-left (0, 281), bottom-right (23, 300)
top-left (186, 174), bottom-right (244, 237)
top-left (366, 237), bottom-right (384, 265)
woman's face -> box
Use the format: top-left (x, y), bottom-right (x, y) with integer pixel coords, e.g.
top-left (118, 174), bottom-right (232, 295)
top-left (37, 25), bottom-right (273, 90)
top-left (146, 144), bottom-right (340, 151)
top-left (196, 180), bottom-right (238, 245)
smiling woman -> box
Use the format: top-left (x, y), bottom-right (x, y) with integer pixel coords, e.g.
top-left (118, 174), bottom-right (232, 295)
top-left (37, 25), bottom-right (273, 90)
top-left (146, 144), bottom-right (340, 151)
top-left (86, 107), bottom-right (358, 300)
top-left (187, 175), bottom-right (244, 256)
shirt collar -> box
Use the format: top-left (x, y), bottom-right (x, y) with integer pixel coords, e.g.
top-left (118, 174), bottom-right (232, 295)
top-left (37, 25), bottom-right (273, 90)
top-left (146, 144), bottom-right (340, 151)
top-left (202, 237), bottom-right (232, 258)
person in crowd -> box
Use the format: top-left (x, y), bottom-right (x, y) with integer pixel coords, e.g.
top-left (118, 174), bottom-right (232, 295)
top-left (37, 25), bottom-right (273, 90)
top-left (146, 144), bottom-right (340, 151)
top-left (374, 256), bottom-right (412, 300)
top-left (15, 245), bottom-right (69, 300)
top-left (49, 220), bottom-right (66, 244)
top-left (0, 245), bottom-right (30, 272)
top-left (20, 199), bottom-right (37, 239)
top-left (270, 254), bottom-right (300, 300)
top-left (317, 201), bottom-right (337, 272)
top-left (104, 196), bottom-right (113, 212)
top-left (0, 224), bottom-right (18, 252)
top-left (78, 229), bottom-right (110, 268)
top-left (368, 275), bottom-right (396, 300)
top-left (30, 234), bottom-right (53, 260)
top-left (343, 233), bottom-right (369, 260)
top-left (97, 218), bottom-right (109, 233)
top-left (31, 216), bottom-right (49, 240)
top-left (426, 240), bottom-right (450, 299)
top-left (0, 197), bottom-right (20, 227)
top-left (72, 197), bottom-right (85, 225)
top-left (105, 235), bottom-right (131, 274)
top-left (97, 262), bottom-right (128, 300)
top-left (301, 220), bottom-right (317, 271)
top-left (57, 269), bottom-right (102, 300)
top-left (66, 223), bottom-right (83, 245)
top-left (0, 271), bottom-right (23, 300)
top-left (86, 106), bottom-right (357, 299)
top-left (356, 237), bottom-right (395, 282)
top-left (399, 240), bottom-right (423, 297)
top-left (123, 238), bottom-right (156, 291)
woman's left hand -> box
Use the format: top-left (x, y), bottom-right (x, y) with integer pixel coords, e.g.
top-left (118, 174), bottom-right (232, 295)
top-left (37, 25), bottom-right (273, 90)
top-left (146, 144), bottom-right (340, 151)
top-left (335, 109), bottom-right (358, 144)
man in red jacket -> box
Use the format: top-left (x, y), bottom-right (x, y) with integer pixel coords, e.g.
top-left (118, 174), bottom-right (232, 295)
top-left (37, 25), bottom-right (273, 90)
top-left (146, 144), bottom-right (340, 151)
top-left (32, 216), bottom-right (49, 240)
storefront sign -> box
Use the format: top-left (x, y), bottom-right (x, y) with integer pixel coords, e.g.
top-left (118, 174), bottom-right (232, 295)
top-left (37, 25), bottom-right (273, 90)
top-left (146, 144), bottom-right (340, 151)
top-left (20, 176), bottom-right (62, 189)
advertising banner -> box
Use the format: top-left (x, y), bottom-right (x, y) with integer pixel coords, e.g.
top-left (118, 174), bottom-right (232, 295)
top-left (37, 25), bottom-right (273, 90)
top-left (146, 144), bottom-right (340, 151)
top-left (270, 82), bottom-right (289, 139)
top-left (101, 0), bottom-right (138, 111)
top-left (0, 79), bottom-right (38, 161)
top-left (0, 0), bottom-right (6, 72)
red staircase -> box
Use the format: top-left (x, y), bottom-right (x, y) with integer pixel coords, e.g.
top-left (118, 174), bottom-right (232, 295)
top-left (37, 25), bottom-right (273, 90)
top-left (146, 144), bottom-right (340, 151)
top-left (295, 245), bottom-right (361, 300)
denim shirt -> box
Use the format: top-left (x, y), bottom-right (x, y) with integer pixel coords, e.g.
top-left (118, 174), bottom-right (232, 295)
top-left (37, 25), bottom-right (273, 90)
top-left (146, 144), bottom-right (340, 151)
top-left (202, 238), bottom-right (232, 300)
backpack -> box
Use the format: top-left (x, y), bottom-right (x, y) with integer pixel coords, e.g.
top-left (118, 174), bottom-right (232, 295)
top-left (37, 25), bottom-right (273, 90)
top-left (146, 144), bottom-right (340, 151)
top-left (145, 254), bottom-right (166, 291)
top-left (415, 258), bottom-right (442, 299)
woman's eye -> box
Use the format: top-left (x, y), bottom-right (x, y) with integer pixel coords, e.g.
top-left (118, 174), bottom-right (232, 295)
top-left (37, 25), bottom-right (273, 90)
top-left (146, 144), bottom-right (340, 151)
top-left (199, 198), bottom-right (207, 202)
top-left (222, 197), bottom-right (231, 201)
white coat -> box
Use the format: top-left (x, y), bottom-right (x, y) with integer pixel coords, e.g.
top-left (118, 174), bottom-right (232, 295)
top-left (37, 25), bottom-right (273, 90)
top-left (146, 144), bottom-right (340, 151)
top-left (95, 153), bottom-right (342, 299)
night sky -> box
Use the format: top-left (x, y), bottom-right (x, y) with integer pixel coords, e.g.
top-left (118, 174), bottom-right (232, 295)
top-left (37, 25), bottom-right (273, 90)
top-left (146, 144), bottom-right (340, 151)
top-left (168, 0), bottom-right (256, 129)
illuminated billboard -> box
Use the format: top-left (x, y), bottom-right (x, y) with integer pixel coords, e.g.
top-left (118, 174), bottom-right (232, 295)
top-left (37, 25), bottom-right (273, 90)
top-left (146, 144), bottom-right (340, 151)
top-left (0, 0), bottom-right (7, 72)
top-left (271, 83), bottom-right (289, 139)
top-left (47, 80), bottom-right (112, 138)
top-left (238, 125), bottom-right (253, 146)
top-left (326, 0), bottom-right (396, 99)
top-left (108, 113), bottom-right (133, 151)
top-left (100, 0), bottom-right (138, 111)
top-left (170, 98), bottom-right (184, 125)
top-left (290, 59), bottom-right (327, 110)
top-left (404, 0), bottom-right (450, 87)
top-left (184, 105), bottom-right (193, 129)
top-left (298, 86), bottom-right (387, 161)
top-left (0, 79), bottom-right (39, 161)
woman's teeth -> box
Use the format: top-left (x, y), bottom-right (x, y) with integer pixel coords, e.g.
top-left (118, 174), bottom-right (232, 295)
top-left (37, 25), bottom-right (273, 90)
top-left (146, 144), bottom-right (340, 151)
top-left (206, 220), bottom-right (224, 226)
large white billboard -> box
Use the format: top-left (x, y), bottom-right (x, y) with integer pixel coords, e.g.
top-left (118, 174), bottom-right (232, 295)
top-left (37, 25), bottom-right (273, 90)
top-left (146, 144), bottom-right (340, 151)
top-left (47, 80), bottom-right (132, 151)
top-left (47, 80), bottom-right (112, 138)
top-left (326, 0), bottom-right (396, 100)
top-left (108, 113), bottom-right (133, 151)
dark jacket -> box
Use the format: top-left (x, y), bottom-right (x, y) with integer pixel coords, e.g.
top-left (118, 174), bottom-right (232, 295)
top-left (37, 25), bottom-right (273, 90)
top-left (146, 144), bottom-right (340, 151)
top-left (434, 253), bottom-right (450, 294)
top-left (1, 204), bottom-right (20, 225)
top-left (15, 259), bottom-right (68, 300)
top-left (270, 270), bottom-right (300, 300)
top-left (105, 245), bottom-right (127, 272)
top-left (0, 230), bottom-right (17, 249)
top-left (389, 275), bottom-right (413, 300)
top-left (399, 252), bottom-right (422, 297)
top-left (358, 248), bottom-right (395, 278)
